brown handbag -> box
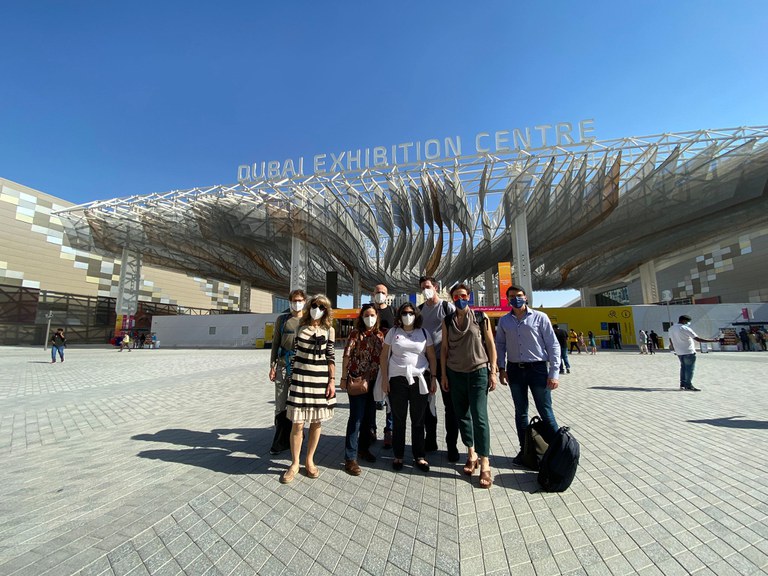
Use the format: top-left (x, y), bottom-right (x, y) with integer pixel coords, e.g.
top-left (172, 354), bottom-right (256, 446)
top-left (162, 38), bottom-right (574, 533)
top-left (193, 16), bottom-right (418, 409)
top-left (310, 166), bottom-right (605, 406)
top-left (347, 375), bottom-right (369, 396)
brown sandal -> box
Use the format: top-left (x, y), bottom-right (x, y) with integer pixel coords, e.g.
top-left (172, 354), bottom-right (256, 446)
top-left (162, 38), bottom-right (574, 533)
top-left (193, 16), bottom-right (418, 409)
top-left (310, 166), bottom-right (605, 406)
top-left (305, 464), bottom-right (320, 479)
top-left (463, 458), bottom-right (479, 476)
top-left (479, 468), bottom-right (493, 489)
top-left (280, 466), bottom-right (298, 484)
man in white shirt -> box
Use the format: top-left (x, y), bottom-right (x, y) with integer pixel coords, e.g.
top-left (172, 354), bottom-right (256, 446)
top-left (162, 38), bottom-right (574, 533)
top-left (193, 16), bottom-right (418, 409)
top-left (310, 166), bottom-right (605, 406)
top-left (668, 315), bottom-right (718, 391)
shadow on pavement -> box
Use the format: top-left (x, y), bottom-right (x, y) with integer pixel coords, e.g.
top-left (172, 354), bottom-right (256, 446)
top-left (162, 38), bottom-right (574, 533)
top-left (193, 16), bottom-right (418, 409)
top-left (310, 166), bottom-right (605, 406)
top-left (589, 386), bottom-right (679, 392)
top-left (687, 416), bottom-right (768, 429)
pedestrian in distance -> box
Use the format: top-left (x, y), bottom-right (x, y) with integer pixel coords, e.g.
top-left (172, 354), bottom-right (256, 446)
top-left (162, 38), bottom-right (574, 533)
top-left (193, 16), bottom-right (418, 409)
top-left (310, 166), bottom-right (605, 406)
top-left (552, 324), bottom-right (571, 374)
top-left (281, 294), bottom-right (337, 483)
top-left (50, 328), bottom-right (66, 363)
top-left (119, 333), bottom-right (131, 352)
top-left (588, 330), bottom-right (597, 355)
top-left (638, 330), bottom-right (649, 354)
top-left (668, 315), bottom-right (718, 391)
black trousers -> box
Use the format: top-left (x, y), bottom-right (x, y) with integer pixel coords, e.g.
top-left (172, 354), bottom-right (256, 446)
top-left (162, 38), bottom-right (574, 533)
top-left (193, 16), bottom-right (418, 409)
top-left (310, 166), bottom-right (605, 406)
top-left (388, 376), bottom-right (429, 460)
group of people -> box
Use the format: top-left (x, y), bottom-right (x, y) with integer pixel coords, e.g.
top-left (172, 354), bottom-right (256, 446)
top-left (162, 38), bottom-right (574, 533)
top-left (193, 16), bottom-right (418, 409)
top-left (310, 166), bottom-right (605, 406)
top-left (637, 329), bottom-right (661, 354)
top-left (738, 327), bottom-right (767, 351)
top-left (268, 281), bottom-right (565, 490)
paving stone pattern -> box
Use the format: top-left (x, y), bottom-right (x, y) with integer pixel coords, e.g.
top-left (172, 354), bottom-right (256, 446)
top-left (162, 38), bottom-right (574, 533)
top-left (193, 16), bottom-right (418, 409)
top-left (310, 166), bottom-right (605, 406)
top-left (0, 345), bottom-right (766, 575)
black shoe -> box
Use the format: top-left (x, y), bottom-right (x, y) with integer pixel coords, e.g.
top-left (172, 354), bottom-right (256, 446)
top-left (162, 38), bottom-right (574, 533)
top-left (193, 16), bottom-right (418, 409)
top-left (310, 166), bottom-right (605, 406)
top-left (415, 460), bottom-right (430, 472)
top-left (559, 370), bottom-right (565, 374)
top-left (447, 448), bottom-right (460, 463)
top-left (681, 386), bottom-right (701, 391)
top-left (566, 368), bottom-right (570, 374)
top-left (358, 450), bottom-right (377, 463)
top-left (392, 460), bottom-right (404, 471)
top-left (512, 452), bottom-right (525, 466)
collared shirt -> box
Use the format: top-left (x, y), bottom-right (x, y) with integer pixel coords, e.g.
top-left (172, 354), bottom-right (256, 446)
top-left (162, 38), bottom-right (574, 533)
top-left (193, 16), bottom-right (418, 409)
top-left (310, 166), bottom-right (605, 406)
top-left (495, 307), bottom-right (561, 379)
top-left (668, 323), bottom-right (698, 355)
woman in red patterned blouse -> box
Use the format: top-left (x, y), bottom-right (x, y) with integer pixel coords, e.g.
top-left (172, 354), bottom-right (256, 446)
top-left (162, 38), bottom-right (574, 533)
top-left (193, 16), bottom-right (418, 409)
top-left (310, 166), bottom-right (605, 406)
top-left (340, 303), bottom-right (385, 475)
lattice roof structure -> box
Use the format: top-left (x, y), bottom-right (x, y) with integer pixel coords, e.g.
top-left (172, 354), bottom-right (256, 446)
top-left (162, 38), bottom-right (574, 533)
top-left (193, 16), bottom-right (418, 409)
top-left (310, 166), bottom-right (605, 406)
top-left (57, 126), bottom-right (768, 295)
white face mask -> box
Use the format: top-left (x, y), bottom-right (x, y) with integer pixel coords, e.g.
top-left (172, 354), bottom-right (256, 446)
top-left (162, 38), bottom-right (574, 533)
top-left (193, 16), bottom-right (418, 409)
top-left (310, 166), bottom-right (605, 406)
top-left (363, 316), bottom-right (377, 328)
top-left (373, 292), bottom-right (386, 304)
top-left (401, 313), bottom-right (415, 327)
top-left (290, 301), bottom-right (305, 312)
top-left (422, 288), bottom-right (435, 300)
top-left (310, 307), bottom-right (324, 320)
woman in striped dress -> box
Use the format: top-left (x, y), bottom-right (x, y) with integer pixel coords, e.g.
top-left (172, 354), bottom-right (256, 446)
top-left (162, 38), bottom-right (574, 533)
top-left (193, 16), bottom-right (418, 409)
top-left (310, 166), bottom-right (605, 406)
top-left (282, 294), bottom-right (336, 483)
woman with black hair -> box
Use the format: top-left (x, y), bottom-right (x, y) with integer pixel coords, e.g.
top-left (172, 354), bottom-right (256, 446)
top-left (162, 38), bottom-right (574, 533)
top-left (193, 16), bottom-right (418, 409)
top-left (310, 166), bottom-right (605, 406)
top-left (340, 303), bottom-right (385, 475)
top-left (380, 302), bottom-right (437, 472)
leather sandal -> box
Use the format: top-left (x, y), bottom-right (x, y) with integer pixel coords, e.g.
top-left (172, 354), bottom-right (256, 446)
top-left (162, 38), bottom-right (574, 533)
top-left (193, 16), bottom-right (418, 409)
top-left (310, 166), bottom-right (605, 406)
top-left (463, 458), bottom-right (479, 476)
top-left (280, 466), bottom-right (298, 484)
top-left (479, 468), bottom-right (493, 489)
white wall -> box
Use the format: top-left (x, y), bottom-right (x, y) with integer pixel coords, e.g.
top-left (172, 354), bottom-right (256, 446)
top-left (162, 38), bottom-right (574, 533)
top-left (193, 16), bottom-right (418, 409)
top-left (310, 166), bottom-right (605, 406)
top-left (151, 313), bottom-right (281, 348)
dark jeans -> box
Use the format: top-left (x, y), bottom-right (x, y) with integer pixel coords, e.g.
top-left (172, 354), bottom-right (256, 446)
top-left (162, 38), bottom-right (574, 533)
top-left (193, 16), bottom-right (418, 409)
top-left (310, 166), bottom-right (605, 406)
top-left (506, 361), bottom-right (559, 450)
top-left (559, 347), bottom-right (570, 370)
top-left (678, 353), bottom-right (696, 388)
top-left (345, 388), bottom-right (375, 460)
top-left (447, 367), bottom-right (490, 457)
top-left (388, 375), bottom-right (429, 460)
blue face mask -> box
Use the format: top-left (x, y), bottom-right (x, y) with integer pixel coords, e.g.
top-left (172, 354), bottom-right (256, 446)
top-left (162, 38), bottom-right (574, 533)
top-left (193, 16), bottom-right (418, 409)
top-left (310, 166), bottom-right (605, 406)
top-left (510, 296), bottom-right (526, 309)
top-left (455, 298), bottom-right (469, 310)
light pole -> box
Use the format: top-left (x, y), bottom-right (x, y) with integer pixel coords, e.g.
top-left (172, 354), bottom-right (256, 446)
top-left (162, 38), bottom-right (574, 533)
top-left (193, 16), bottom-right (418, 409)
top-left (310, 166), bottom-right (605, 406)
top-left (661, 290), bottom-right (672, 332)
top-left (43, 311), bottom-right (54, 350)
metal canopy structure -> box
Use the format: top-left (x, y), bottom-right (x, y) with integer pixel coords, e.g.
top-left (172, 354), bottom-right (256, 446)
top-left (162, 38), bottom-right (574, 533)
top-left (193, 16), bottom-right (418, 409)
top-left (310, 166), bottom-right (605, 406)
top-left (57, 126), bottom-right (768, 295)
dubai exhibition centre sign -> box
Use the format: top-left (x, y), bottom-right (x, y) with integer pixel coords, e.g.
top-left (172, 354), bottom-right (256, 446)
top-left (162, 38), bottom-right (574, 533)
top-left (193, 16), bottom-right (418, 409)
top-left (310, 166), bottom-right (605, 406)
top-left (237, 119), bottom-right (596, 182)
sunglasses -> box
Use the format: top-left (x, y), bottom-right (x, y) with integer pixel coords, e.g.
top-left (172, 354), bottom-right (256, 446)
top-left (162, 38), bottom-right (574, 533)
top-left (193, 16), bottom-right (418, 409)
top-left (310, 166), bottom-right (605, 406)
top-left (401, 312), bottom-right (415, 317)
top-left (311, 303), bottom-right (326, 311)
top-left (452, 294), bottom-right (469, 301)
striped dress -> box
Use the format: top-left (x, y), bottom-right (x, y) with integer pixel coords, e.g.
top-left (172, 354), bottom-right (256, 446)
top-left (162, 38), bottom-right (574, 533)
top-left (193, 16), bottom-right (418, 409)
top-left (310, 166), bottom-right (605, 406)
top-left (286, 325), bottom-right (336, 423)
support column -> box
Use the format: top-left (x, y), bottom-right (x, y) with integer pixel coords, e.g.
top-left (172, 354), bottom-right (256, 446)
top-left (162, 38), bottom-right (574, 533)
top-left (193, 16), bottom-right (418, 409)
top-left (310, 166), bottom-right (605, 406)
top-left (484, 269), bottom-right (496, 306)
top-left (580, 288), bottom-right (594, 307)
top-left (116, 246), bottom-right (142, 316)
top-left (239, 280), bottom-right (251, 312)
top-left (290, 236), bottom-right (308, 292)
top-left (352, 270), bottom-right (362, 308)
top-left (639, 260), bottom-right (659, 304)
top-left (512, 213), bottom-right (533, 298)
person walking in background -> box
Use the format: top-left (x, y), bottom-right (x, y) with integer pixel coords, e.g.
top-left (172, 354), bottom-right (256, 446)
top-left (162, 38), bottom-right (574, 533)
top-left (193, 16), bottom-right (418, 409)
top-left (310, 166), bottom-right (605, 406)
top-left (552, 324), bottom-right (571, 374)
top-left (340, 303), bottom-right (384, 475)
top-left (418, 275), bottom-right (459, 461)
top-left (496, 286), bottom-right (561, 466)
top-left (380, 302), bottom-right (437, 473)
top-left (668, 315), bottom-right (718, 392)
top-left (282, 294), bottom-right (337, 483)
top-left (441, 283), bottom-right (498, 488)
top-left (610, 327), bottom-right (622, 349)
top-left (588, 330), bottom-right (597, 355)
top-left (650, 330), bottom-right (660, 351)
top-left (569, 329), bottom-right (580, 353)
top-left (577, 332), bottom-right (586, 353)
top-left (119, 333), bottom-right (131, 352)
top-left (268, 288), bottom-right (306, 455)
top-left (647, 330), bottom-right (655, 354)
top-left (638, 330), bottom-right (649, 354)
top-left (50, 328), bottom-right (66, 363)
top-left (739, 328), bottom-right (749, 351)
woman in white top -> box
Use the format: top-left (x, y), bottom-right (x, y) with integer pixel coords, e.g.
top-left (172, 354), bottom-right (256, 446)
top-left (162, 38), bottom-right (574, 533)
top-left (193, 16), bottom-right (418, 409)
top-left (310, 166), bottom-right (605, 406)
top-left (380, 302), bottom-right (437, 472)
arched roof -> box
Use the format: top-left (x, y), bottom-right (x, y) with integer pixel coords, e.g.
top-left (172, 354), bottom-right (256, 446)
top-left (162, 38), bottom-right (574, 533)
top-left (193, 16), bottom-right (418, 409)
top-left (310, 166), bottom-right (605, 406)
top-left (57, 126), bottom-right (768, 295)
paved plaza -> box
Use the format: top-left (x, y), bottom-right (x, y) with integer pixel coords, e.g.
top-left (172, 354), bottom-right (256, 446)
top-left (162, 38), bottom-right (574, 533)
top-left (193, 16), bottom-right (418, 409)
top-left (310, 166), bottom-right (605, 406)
top-left (0, 345), bottom-right (766, 575)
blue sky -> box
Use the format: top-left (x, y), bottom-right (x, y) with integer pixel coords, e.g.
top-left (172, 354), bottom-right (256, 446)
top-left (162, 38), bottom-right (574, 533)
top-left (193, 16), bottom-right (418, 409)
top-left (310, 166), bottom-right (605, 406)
top-left (1, 1), bottom-right (766, 306)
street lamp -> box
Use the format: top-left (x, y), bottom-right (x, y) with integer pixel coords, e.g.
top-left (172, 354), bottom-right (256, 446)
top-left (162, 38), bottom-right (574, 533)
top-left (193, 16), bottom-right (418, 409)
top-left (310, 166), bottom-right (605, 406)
top-left (661, 290), bottom-right (672, 330)
top-left (43, 311), bottom-right (54, 350)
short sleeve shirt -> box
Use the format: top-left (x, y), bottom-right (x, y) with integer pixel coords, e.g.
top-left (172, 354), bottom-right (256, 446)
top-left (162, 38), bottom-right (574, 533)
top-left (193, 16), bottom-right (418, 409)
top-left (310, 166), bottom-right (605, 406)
top-left (384, 327), bottom-right (433, 380)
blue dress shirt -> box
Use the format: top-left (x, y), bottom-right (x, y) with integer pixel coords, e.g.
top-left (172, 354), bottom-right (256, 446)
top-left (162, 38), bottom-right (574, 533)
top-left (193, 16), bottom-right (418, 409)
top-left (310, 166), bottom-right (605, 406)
top-left (495, 307), bottom-right (561, 379)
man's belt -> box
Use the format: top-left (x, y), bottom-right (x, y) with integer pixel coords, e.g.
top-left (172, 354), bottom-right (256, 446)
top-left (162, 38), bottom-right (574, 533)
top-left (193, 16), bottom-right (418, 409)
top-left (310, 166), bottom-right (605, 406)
top-left (508, 361), bottom-right (546, 368)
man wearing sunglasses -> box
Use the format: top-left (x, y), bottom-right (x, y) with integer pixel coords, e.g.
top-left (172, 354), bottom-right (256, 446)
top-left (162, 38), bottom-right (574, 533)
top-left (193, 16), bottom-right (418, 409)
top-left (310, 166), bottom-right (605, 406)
top-left (495, 285), bottom-right (561, 466)
top-left (268, 288), bottom-right (306, 455)
top-left (418, 275), bottom-right (459, 461)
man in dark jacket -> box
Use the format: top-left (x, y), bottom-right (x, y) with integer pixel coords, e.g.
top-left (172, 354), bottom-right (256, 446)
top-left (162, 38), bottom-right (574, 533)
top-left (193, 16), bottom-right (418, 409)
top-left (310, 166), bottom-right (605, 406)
top-left (50, 328), bottom-right (66, 363)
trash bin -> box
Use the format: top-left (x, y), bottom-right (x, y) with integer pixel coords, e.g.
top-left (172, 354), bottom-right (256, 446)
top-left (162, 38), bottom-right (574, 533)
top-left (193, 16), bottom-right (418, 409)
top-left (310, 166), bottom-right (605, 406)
top-left (255, 338), bottom-right (265, 348)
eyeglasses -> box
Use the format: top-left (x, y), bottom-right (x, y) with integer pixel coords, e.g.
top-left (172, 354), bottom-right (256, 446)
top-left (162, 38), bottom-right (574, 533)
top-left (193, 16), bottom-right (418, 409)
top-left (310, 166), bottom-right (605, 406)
top-left (452, 294), bottom-right (469, 301)
top-left (311, 303), bottom-right (326, 311)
